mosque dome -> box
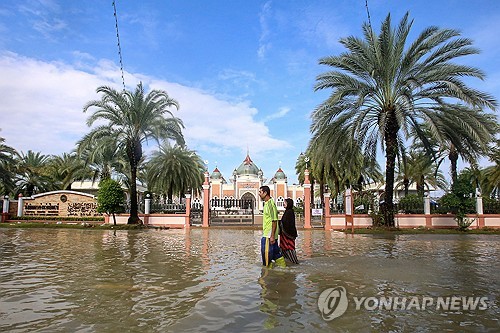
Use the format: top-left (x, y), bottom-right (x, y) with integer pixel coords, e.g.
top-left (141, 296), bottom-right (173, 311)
top-left (210, 167), bottom-right (222, 180)
top-left (235, 154), bottom-right (260, 176)
top-left (274, 167), bottom-right (286, 180)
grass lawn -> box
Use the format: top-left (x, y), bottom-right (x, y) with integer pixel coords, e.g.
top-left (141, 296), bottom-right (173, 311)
top-left (341, 227), bottom-right (500, 234)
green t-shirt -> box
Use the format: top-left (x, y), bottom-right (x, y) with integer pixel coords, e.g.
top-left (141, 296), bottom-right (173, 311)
top-left (263, 198), bottom-right (279, 238)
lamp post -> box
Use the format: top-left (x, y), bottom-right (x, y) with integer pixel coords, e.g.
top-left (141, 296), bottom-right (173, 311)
top-left (303, 156), bottom-right (311, 229)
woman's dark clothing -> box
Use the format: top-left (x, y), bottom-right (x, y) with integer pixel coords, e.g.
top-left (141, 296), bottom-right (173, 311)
top-left (279, 207), bottom-right (299, 264)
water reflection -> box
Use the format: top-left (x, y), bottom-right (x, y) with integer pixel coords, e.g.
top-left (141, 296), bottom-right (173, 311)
top-left (0, 229), bottom-right (498, 332)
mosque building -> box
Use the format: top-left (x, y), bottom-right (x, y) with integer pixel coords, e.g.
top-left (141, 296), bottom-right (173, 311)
top-left (206, 153), bottom-right (305, 211)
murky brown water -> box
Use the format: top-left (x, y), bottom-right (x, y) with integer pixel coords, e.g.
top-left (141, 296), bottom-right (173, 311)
top-left (0, 228), bottom-right (498, 332)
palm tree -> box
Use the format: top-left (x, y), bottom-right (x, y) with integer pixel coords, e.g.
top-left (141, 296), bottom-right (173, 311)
top-left (145, 143), bottom-right (204, 202)
top-left (425, 106), bottom-right (498, 185)
top-left (76, 136), bottom-right (127, 183)
top-left (46, 153), bottom-right (89, 190)
top-left (15, 150), bottom-right (53, 196)
top-left (312, 12), bottom-right (497, 226)
top-left (481, 140), bottom-right (500, 198)
top-left (82, 83), bottom-right (185, 224)
top-left (0, 135), bottom-right (18, 195)
top-left (395, 150), bottom-right (447, 197)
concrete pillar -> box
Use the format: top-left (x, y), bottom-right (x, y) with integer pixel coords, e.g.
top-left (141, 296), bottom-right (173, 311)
top-left (185, 194), bottom-right (191, 228)
top-left (424, 194), bottom-right (432, 228)
top-left (2, 196), bottom-right (9, 213)
top-left (324, 192), bottom-right (331, 230)
top-left (303, 169), bottom-right (311, 229)
top-left (476, 189), bottom-right (484, 228)
top-left (17, 194), bottom-right (23, 217)
top-left (145, 197), bottom-right (151, 215)
top-left (202, 172), bottom-right (210, 227)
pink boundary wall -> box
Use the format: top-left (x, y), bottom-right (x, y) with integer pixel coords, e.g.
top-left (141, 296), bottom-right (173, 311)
top-left (105, 213), bottom-right (190, 229)
top-left (325, 214), bottom-right (500, 229)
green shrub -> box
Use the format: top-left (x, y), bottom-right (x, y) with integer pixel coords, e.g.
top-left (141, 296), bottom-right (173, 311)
top-left (483, 197), bottom-right (500, 214)
top-left (397, 194), bottom-right (424, 214)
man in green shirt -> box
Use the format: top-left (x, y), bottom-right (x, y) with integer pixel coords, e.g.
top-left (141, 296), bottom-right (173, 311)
top-left (259, 185), bottom-right (286, 268)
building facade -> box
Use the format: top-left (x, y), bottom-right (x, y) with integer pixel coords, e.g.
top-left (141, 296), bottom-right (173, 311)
top-left (206, 153), bottom-right (305, 212)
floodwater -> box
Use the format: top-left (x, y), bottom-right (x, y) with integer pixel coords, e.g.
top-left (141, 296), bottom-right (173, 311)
top-left (0, 228), bottom-right (498, 332)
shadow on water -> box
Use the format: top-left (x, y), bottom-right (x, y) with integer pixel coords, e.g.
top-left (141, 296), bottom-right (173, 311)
top-left (0, 228), bottom-right (498, 332)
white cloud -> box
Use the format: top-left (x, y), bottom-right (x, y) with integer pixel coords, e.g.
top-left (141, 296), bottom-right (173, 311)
top-left (0, 52), bottom-right (289, 161)
top-left (263, 106), bottom-right (290, 122)
top-left (258, 1), bottom-right (273, 59)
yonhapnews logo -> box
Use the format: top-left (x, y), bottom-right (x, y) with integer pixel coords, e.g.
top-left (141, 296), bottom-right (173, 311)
top-left (318, 286), bottom-right (490, 321)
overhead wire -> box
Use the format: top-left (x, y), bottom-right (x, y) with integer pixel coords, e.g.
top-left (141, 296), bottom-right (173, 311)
top-left (112, 0), bottom-right (126, 91)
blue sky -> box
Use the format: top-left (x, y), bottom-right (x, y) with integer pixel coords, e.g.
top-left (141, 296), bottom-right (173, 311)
top-left (0, 0), bottom-right (499, 185)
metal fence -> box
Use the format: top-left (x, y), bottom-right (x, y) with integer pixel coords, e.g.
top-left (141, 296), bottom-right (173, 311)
top-left (210, 198), bottom-right (254, 213)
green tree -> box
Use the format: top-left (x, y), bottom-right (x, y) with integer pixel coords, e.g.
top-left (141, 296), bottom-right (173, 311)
top-left (396, 149), bottom-right (447, 197)
top-left (479, 139), bottom-right (500, 198)
top-left (76, 136), bottom-right (126, 183)
top-left (146, 143), bottom-right (204, 201)
top-left (46, 152), bottom-right (89, 190)
top-left (0, 135), bottom-right (17, 195)
top-left (14, 150), bottom-right (53, 196)
top-left (97, 178), bottom-right (125, 225)
top-left (426, 106), bottom-right (498, 186)
top-left (312, 12), bottom-right (497, 226)
top-left (438, 172), bottom-right (476, 231)
top-left (82, 83), bottom-right (184, 224)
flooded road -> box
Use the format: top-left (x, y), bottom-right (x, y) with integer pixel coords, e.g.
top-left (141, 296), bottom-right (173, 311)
top-left (0, 228), bottom-right (498, 332)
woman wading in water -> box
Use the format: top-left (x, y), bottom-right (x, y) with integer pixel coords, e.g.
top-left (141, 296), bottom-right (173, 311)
top-left (279, 198), bottom-right (299, 264)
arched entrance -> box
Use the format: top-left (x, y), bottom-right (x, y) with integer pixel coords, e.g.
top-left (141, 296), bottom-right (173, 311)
top-left (241, 192), bottom-right (255, 211)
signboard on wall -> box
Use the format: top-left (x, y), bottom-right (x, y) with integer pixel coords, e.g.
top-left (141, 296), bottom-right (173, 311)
top-left (22, 191), bottom-right (101, 217)
top-left (312, 208), bottom-right (323, 216)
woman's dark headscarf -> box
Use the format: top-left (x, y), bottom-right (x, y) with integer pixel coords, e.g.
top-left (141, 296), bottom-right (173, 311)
top-left (280, 198), bottom-right (298, 238)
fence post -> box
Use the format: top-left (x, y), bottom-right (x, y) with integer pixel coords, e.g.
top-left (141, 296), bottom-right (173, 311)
top-left (303, 169), bottom-right (311, 229)
top-left (17, 194), bottom-right (23, 217)
top-left (1, 195), bottom-right (9, 222)
top-left (202, 172), bottom-right (210, 227)
top-left (424, 194), bottom-right (432, 228)
top-left (185, 194), bottom-right (191, 228)
top-left (476, 189), bottom-right (484, 228)
top-left (324, 192), bottom-right (331, 230)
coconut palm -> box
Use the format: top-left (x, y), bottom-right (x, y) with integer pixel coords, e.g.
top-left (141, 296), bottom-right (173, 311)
top-left (0, 135), bottom-right (18, 195)
top-left (312, 12), bottom-right (497, 226)
top-left (82, 83), bottom-right (184, 224)
top-left (145, 143), bottom-right (204, 201)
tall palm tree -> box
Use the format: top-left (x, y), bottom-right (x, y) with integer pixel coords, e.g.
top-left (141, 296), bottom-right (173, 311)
top-left (0, 135), bottom-right (18, 195)
top-left (145, 143), bottom-right (204, 201)
top-left (312, 12), bottom-right (497, 226)
top-left (82, 83), bottom-right (185, 224)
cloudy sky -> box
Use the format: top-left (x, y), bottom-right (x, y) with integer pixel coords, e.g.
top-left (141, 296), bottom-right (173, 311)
top-left (0, 0), bottom-right (499, 184)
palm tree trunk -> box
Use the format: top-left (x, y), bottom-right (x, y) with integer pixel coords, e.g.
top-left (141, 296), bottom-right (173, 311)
top-left (417, 175), bottom-right (425, 197)
top-left (127, 165), bottom-right (141, 224)
top-left (403, 177), bottom-right (409, 196)
top-left (449, 144), bottom-right (459, 187)
top-left (383, 112), bottom-right (398, 227)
